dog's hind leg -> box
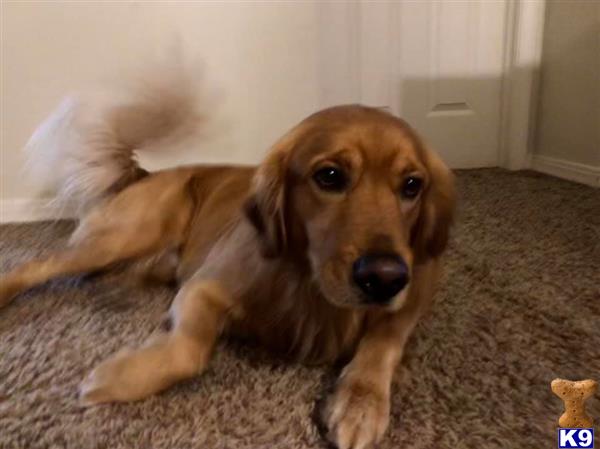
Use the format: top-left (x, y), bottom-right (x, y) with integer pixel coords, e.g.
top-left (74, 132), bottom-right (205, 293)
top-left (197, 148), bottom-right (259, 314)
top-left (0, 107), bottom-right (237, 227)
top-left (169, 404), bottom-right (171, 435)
top-left (79, 279), bottom-right (234, 405)
top-left (128, 247), bottom-right (181, 286)
top-left (0, 222), bottom-right (166, 308)
top-left (0, 170), bottom-right (195, 308)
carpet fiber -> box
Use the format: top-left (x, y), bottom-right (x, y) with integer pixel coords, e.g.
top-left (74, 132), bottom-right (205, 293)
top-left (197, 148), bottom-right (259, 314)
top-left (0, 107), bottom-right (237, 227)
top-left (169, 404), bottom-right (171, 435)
top-left (1, 168), bottom-right (599, 449)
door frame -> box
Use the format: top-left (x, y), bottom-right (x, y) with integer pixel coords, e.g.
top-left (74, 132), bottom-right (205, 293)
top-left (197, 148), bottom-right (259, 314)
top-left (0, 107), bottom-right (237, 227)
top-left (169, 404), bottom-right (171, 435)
top-left (317, 0), bottom-right (547, 170)
top-left (499, 0), bottom-right (546, 170)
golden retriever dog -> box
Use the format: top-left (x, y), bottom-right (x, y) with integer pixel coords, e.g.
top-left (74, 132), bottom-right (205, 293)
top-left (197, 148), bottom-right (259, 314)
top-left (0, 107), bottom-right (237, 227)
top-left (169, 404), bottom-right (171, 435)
top-left (0, 66), bottom-right (455, 449)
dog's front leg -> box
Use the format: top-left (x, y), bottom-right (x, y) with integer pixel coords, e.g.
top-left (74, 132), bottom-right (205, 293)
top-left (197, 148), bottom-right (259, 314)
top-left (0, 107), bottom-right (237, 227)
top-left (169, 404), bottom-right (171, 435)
top-left (79, 279), bottom-right (233, 405)
top-left (324, 305), bottom-right (422, 449)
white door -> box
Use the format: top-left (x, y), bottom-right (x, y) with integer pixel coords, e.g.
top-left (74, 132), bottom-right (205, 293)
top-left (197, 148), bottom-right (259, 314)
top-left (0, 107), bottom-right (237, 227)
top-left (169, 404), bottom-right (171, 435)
top-left (394, 1), bottom-right (508, 168)
top-left (319, 1), bottom-right (510, 168)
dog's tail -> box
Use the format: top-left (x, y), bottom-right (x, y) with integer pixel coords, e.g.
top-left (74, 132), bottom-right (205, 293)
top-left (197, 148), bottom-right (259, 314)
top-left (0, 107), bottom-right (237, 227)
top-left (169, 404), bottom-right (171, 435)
top-left (25, 59), bottom-right (210, 216)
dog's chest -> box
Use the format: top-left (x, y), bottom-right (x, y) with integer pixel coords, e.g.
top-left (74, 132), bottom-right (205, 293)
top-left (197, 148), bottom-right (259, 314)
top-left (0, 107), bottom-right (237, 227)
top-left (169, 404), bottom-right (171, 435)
top-left (230, 281), bottom-right (365, 363)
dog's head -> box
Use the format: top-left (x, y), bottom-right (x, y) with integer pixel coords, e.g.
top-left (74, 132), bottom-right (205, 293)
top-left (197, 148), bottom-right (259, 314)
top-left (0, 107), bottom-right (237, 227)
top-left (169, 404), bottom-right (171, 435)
top-left (245, 105), bottom-right (455, 310)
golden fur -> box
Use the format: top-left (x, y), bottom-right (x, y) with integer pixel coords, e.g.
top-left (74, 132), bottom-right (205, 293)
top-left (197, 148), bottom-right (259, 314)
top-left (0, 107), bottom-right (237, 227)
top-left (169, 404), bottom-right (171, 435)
top-left (0, 79), bottom-right (455, 449)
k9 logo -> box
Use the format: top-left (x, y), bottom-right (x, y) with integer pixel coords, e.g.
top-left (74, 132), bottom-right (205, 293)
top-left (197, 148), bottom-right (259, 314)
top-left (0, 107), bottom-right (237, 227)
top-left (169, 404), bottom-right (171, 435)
top-left (558, 428), bottom-right (594, 448)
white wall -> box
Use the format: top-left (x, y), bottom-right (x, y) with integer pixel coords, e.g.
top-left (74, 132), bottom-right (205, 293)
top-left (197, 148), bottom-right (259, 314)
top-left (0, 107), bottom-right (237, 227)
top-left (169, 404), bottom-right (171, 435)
top-left (4, 1), bottom-right (592, 222)
top-left (1, 1), bottom-right (322, 219)
top-left (533, 0), bottom-right (600, 185)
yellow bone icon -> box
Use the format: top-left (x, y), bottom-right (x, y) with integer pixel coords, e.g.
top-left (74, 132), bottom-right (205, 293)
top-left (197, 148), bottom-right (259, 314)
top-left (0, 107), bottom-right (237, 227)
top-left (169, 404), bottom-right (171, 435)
top-left (551, 378), bottom-right (597, 428)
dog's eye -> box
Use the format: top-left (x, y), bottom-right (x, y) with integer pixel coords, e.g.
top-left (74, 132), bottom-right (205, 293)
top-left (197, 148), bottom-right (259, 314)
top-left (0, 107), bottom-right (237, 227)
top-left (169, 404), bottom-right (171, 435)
top-left (312, 166), bottom-right (348, 192)
top-left (400, 176), bottom-right (423, 199)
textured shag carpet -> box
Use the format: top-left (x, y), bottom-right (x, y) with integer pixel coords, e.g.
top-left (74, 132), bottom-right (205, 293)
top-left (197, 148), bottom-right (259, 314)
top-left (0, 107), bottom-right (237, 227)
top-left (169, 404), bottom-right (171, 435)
top-left (0, 169), bottom-right (599, 449)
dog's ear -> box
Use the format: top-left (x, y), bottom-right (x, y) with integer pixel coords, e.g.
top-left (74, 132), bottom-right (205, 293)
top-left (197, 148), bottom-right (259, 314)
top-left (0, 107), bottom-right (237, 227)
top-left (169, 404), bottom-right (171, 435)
top-left (413, 145), bottom-right (456, 262)
top-left (244, 130), bottom-right (299, 258)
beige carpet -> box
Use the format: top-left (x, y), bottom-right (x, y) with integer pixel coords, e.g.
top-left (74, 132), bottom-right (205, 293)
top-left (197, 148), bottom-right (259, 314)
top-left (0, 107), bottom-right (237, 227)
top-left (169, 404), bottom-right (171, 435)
top-left (1, 168), bottom-right (599, 449)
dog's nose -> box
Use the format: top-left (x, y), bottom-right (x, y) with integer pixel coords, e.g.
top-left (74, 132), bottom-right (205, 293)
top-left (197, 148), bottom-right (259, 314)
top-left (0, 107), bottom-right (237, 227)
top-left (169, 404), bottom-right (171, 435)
top-left (352, 254), bottom-right (409, 303)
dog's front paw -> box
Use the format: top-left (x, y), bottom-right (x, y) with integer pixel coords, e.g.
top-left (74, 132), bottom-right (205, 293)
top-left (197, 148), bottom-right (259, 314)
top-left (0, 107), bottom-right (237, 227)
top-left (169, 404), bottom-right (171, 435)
top-left (323, 380), bottom-right (390, 449)
top-left (79, 348), bottom-right (145, 406)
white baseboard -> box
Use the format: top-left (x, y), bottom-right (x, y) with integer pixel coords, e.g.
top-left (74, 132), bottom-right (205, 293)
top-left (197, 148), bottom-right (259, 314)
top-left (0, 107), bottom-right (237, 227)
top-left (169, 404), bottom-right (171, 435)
top-left (0, 198), bottom-right (75, 224)
top-left (531, 155), bottom-right (600, 187)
